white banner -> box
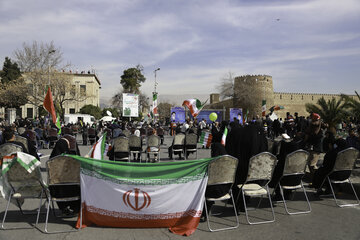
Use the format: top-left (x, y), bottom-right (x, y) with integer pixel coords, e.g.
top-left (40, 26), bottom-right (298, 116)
top-left (122, 93), bottom-right (139, 117)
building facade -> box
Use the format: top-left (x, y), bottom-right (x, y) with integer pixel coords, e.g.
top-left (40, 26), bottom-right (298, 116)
top-left (1, 72), bottom-right (101, 119)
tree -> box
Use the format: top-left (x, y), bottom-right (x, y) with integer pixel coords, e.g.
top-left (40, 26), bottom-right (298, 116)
top-left (157, 102), bottom-right (174, 121)
top-left (14, 41), bottom-right (63, 72)
top-left (13, 41), bottom-right (83, 118)
top-left (79, 104), bottom-right (102, 119)
top-left (0, 57), bottom-right (22, 84)
top-left (217, 71), bottom-right (234, 100)
top-left (0, 57), bottom-right (28, 109)
top-left (305, 97), bottom-right (348, 134)
top-left (120, 65), bottom-right (146, 94)
top-left (341, 91), bottom-right (360, 121)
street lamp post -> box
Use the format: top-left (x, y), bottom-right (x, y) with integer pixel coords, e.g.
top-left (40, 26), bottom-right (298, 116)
top-left (153, 68), bottom-right (160, 123)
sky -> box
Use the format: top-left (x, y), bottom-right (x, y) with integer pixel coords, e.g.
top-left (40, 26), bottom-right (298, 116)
top-left (0, 0), bottom-right (360, 105)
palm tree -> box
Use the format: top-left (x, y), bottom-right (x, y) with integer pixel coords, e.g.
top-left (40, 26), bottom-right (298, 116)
top-left (305, 97), bottom-right (348, 134)
top-left (341, 91), bottom-right (360, 121)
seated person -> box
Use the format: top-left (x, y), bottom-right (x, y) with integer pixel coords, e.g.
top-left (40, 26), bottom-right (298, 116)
top-left (269, 133), bottom-right (303, 200)
top-left (146, 128), bottom-right (159, 162)
top-left (107, 132), bottom-right (127, 161)
top-left (312, 138), bottom-right (348, 194)
top-left (130, 130), bottom-right (142, 161)
top-left (50, 136), bottom-right (81, 216)
top-left (168, 128), bottom-right (185, 159)
top-left (2, 127), bottom-right (28, 153)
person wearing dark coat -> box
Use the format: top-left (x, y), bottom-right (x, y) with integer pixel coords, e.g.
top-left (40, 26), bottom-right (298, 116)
top-left (49, 136), bottom-right (81, 216)
top-left (225, 124), bottom-right (268, 185)
top-left (269, 133), bottom-right (304, 200)
top-left (312, 138), bottom-right (348, 193)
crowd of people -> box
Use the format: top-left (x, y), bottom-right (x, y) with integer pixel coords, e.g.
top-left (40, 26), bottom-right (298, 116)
top-left (0, 112), bottom-right (359, 216)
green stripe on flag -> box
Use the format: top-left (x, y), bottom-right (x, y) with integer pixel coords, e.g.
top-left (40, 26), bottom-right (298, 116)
top-left (67, 154), bottom-right (214, 185)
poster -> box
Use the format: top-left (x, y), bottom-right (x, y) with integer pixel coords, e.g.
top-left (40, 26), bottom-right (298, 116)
top-left (122, 93), bottom-right (139, 117)
top-left (193, 110), bottom-right (223, 122)
top-left (230, 108), bottom-right (243, 125)
top-left (170, 107), bottom-right (186, 123)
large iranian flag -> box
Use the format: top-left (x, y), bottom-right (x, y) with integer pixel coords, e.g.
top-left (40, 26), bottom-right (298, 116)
top-left (74, 156), bottom-right (213, 236)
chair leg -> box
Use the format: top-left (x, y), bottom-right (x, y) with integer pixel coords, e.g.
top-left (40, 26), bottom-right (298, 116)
top-left (205, 191), bottom-right (239, 232)
top-left (328, 177), bottom-right (360, 207)
top-left (242, 186), bottom-right (275, 225)
top-left (279, 182), bottom-right (311, 215)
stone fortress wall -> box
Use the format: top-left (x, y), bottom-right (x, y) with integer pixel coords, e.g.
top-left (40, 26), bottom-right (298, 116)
top-left (207, 74), bottom-right (356, 120)
top-left (233, 75), bottom-right (274, 118)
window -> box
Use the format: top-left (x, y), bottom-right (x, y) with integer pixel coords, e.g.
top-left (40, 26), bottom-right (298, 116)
top-left (69, 108), bottom-right (76, 114)
top-left (312, 96), bottom-right (314, 101)
top-left (70, 85), bottom-right (76, 96)
top-left (291, 95), bottom-right (293, 100)
top-left (27, 108), bottom-right (33, 119)
top-left (80, 85), bottom-right (86, 96)
top-left (302, 95), bottom-right (304, 100)
top-left (16, 108), bottom-right (22, 118)
top-left (280, 95), bottom-right (282, 99)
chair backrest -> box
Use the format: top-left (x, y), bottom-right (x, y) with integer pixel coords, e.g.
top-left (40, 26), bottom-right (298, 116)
top-left (207, 155), bottom-right (238, 185)
top-left (112, 136), bottom-right (129, 152)
top-left (333, 147), bottom-right (359, 172)
top-left (147, 135), bottom-right (160, 148)
top-left (0, 143), bottom-right (23, 159)
top-left (48, 128), bottom-right (58, 137)
top-left (17, 127), bottom-right (26, 135)
top-left (62, 127), bottom-right (73, 135)
top-left (283, 149), bottom-right (310, 175)
top-left (14, 135), bottom-right (29, 152)
top-left (6, 160), bottom-right (42, 184)
top-left (23, 130), bottom-right (37, 142)
top-left (62, 134), bottom-right (77, 151)
top-left (47, 155), bottom-right (80, 184)
top-left (122, 129), bottom-right (131, 138)
top-left (129, 135), bottom-right (141, 148)
top-left (185, 133), bottom-right (197, 146)
top-left (173, 134), bottom-right (185, 146)
top-left (246, 152), bottom-right (277, 182)
top-left (190, 127), bottom-right (198, 135)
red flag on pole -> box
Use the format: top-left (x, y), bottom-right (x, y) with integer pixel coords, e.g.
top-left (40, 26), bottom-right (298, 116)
top-left (43, 87), bottom-right (57, 124)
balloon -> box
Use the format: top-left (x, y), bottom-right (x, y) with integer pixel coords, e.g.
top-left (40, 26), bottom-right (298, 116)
top-left (209, 112), bottom-right (218, 122)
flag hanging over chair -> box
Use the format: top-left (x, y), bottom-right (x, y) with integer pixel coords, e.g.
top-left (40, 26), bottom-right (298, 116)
top-left (43, 87), bottom-right (57, 124)
top-left (74, 156), bottom-right (212, 236)
top-left (182, 99), bottom-right (206, 118)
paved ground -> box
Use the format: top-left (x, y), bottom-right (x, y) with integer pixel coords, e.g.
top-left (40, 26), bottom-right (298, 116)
top-left (0, 135), bottom-right (360, 240)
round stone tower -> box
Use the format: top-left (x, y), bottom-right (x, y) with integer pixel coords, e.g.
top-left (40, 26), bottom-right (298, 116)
top-left (233, 75), bottom-right (274, 119)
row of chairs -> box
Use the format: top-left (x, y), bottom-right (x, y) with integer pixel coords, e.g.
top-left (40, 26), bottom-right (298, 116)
top-left (205, 147), bottom-right (360, 232)
top-left (111, 135), bottom-right (161, 162)
top-left (171, 133), bottom-right (198, 160)
top-left (1, 145), bottom-right (358, 233)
